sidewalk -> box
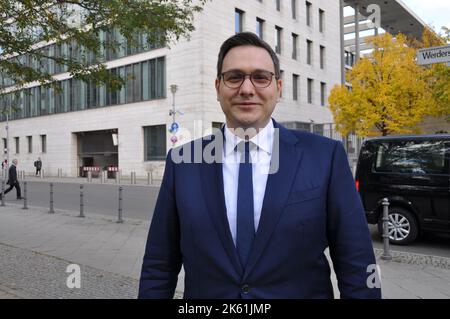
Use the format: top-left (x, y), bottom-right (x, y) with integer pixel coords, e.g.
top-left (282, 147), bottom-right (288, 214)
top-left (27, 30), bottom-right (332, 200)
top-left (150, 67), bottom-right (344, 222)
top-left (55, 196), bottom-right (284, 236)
top-left (0, 203), bottom-right (449, 299)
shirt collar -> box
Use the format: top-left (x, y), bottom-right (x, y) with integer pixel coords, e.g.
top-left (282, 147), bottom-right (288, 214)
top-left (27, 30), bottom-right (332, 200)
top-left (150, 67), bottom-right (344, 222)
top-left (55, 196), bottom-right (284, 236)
top-left (224, 119), bottom-right (274, 156)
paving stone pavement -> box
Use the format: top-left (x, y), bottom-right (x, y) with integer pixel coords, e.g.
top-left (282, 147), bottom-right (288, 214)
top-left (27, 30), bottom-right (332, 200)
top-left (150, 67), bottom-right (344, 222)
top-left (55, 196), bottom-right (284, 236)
top-left (1, 203), bottom-right (449, 299)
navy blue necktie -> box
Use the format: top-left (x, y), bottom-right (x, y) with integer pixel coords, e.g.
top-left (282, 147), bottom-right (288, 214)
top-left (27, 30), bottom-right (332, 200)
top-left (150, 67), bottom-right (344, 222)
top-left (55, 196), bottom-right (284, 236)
top-left (236, 141), bottom-right (255, 268)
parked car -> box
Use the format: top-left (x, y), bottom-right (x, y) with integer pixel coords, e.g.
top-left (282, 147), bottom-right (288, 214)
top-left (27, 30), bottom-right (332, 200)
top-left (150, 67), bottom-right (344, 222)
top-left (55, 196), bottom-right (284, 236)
top-left (355, 134), bottom-right (450, 245)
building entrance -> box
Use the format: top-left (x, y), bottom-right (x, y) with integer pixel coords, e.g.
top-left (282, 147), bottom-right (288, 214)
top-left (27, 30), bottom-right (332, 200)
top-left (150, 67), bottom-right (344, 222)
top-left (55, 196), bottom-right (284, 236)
top-left (76, 129), bottom-right (119, 178)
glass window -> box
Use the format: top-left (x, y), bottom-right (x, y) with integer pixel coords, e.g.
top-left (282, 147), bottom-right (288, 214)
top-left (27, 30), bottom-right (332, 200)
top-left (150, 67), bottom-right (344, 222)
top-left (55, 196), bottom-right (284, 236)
top-left (156, 57), bottom-right (166, 98)
top-left (292, 0), bottom-right (297, 19)
top-left (126, 64), bottom-right (134, 103)
top-left (235, 9), bottom-right (244, 33)
top-left (14, 137), bottom-right (19, 154)
top-left (375, 141), bottom-right (448, 175)
top-left (27, 136), bottom-right (32, 153)
top-left (144, 125), bottom-right (167, 161)
top-left (307, 39), bottom-right (312, 65)
top-left (292, 33), bottom-right (298, 60)
top-left (41, 135), bottom-right (47, 153)
top-left (307, 78), bottom-right (313, 104)
top-left (142, 61), bottom-right (149, 100)
top-left (275, 26), bottom-right (282, 54)
top-left (293, 74), bottom-right (299, 101)
top-left (276, 0), bottom-right (281, 11)
top-left (306, 1), bottom-right (312, 26)
top-left (320, 82), bottom-right (326, 106)
top-left (256, 18), bottom-right (264, 39)
top-left (320, 45), bottom-right (325, 69)
top-left (319, 9), bottom-right (325, 32)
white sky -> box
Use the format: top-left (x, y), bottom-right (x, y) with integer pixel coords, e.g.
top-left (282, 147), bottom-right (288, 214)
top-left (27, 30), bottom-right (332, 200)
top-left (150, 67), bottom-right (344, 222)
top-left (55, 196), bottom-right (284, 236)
top-left (399, 0), bottom-right (450, 31)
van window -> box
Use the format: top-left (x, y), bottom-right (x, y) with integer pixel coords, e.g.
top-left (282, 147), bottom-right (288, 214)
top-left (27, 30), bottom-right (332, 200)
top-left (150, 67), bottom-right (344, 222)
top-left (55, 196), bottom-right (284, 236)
top-left (374, 140), bottom-right (448, 175)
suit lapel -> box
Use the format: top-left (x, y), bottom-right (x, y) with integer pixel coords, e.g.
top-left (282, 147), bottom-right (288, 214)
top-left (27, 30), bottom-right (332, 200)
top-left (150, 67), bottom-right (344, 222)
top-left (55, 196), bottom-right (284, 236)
top-left (243, 122), bottom-right (303, 280)
top-left (200, 131), bottom-right (243, 275)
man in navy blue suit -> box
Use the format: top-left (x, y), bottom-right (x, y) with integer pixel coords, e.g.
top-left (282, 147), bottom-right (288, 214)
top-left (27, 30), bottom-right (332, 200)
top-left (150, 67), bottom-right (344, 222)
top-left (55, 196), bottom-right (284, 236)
top-left (138, 32), bottom-right (381, 299)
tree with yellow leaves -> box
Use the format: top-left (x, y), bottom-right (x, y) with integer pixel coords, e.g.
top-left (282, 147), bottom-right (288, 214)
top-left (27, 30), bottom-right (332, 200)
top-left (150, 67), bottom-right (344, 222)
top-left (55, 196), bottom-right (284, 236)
top-left (329, 32), bottom-right (444, 137)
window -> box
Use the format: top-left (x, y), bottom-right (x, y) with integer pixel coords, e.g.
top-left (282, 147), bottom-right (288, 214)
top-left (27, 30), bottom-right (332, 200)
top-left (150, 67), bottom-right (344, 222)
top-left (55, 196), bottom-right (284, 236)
top-left (320, 45), bottom-right (325, 69)
top-left (306, 1), bottom-right (312, 26)
top-left (276, 0), bottom-right (281, 11)
top-left (144, 125), bottom-right (166, 161)
top-left (319, 9), bottom-right (325, 32)
top-left (307, 78), bottom-right (313, 104)
top-left (275, 26), bottom-right (283, 54)
top-left (320, 82), bottom-right (326, 106)
top-left (307, 39), bottom-right (313, 65)
top-left (375, 141), bottom-right (448, 175)
top-left (41, 134), bottom-right (47, 153)
top-left (0, 57), bottom-right (165, 121)
top-left (292, 33), bottom-right (298, 60)
top-left (256, 18), bottom-right (265, 39)
top-left (235, 9), bottom-right (244, 33)
top-left (27, 136), bottom-right (32, 153)
top-left (292, 0), bottom-right (297, 19)
top-left (14, 137), bottom-right (19, 154)
top-left (293, 74), bottom-right (299, 101)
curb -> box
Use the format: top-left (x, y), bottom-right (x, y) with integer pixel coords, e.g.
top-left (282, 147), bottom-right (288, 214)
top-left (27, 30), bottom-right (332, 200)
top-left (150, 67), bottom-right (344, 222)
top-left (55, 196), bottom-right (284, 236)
top-left (375, 248), bottom-right (450, 270)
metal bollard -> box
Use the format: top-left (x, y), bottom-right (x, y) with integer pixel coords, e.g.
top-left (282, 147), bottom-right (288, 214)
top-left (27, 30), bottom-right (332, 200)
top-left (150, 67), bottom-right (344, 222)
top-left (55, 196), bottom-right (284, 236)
top-left (381, 198), bottom-right (392, 260)
top-left (57, 168), bottom-right (62, 178)
top-left (130, 172), bottom-right (135, 184)
top-left (40, 169), bottom-right (44, 179)
top-left (1, 179), bottom-right (5, 207)
top-left (115, 171), bottom-right (121, 184)
top-left (100, 170), bottom-right (105, 184)
top-left (87, 171), bottom-right (92, 183)
top-left (117, 186), bottom-right (123, 223)
top-left (147, 171), bottom-right (153, 185)
top-left (79, 184), bottom-right (85, 218)
top-left (49, 182), bottom-right (55, 214)
top-left (22, 181), bottom-right (28, 210)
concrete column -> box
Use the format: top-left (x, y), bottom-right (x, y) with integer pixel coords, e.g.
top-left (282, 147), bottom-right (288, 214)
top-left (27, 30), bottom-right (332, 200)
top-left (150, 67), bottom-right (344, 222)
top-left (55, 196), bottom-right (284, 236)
top-left (340, 0), bottom-right (346, 85)
top-left (354, 1), bottom-right (360, 62)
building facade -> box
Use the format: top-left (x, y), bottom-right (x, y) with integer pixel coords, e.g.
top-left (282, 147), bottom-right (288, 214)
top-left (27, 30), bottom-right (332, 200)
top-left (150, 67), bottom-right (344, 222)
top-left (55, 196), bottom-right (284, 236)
top-left (0, 0), bottom-right (341, 178)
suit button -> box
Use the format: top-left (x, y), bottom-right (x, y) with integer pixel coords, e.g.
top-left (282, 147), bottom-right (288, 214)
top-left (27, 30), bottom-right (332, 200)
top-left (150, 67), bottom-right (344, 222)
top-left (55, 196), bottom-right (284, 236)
top-left (241, 284), bottom-right (250, 294)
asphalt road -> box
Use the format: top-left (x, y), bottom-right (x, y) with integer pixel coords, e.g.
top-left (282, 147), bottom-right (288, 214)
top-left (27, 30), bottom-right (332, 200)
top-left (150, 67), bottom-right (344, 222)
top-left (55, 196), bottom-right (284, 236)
top-left (2, 181), bottom-right (160, 221)
top-left (3, 181), bottom-right (449, 258)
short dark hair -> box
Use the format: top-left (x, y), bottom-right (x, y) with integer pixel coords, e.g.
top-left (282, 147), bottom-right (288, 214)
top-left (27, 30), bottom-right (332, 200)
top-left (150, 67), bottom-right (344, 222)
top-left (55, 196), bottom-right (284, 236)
top-left (216, 32), bottom-right (280, 79)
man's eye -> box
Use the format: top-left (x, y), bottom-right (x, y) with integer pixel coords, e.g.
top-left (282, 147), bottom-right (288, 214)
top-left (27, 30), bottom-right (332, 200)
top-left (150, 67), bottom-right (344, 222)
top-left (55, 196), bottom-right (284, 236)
top-left (226, 74), bottom-right (243, 82)
top-left (253, 73), bottom-right (270, 81)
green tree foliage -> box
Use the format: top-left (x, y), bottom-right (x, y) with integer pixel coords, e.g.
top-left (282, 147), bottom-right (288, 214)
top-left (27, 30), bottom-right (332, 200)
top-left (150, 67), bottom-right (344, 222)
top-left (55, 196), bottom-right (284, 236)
top-left (0, 0), bottom-right (207, 92)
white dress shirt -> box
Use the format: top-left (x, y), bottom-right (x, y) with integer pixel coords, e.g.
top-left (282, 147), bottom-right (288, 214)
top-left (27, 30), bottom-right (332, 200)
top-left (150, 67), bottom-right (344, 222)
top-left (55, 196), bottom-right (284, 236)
top-left (222, 120), bottom-right (274, 245)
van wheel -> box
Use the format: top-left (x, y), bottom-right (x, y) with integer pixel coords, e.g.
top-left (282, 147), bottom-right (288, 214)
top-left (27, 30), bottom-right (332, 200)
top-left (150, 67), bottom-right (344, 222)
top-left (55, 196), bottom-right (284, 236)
top-left (377, 207), bottom-right (418, 245)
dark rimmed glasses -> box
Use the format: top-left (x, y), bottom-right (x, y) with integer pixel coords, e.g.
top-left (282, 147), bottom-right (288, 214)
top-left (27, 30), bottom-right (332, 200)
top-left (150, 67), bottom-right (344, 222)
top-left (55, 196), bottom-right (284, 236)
top-left (220, 70), bottom-right (277, 89)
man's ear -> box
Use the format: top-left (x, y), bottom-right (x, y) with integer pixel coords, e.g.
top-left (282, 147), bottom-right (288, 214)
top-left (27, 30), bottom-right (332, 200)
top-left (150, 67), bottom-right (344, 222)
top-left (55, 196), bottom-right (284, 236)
top-left (215, 79), bottom-right (220, 101)
top-left (277, 78), bottom-right (282, 101)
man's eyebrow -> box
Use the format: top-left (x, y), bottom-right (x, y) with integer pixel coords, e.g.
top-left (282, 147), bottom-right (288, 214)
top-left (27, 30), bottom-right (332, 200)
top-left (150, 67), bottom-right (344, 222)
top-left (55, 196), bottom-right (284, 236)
top-left (222, 68), bottom-right (274, 73)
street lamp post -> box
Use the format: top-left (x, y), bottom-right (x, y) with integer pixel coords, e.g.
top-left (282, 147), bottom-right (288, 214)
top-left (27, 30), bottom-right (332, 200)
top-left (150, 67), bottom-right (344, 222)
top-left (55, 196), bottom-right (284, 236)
top-left (169, 84), bottom-right (178, 124)
top-left (168, 84), bottom-right (183, 146)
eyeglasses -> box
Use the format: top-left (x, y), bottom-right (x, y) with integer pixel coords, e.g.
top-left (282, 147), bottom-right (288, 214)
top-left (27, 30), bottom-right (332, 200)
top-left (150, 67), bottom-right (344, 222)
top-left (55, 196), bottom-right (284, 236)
top-left (221, 70), bottom-right (277, 89)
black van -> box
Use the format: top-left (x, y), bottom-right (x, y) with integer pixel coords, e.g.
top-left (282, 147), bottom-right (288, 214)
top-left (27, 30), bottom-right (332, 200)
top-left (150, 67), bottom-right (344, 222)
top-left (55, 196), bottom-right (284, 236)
top-left (355, 135), bottom-right (450, 245)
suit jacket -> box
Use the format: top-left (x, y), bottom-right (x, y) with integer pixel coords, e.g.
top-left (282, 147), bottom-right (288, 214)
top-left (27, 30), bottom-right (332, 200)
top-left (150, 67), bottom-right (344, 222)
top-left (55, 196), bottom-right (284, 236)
top-left (139, 120), bottom-right (381, 299)
top-left (7, 165), bottom-right (18, 185)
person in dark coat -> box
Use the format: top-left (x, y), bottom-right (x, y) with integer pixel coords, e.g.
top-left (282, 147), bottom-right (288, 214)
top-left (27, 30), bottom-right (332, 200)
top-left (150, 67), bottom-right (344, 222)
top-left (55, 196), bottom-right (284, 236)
top-left (34, 157), bottom-right (42, 176)
top-left (1, 159), bottom-right (22, 200)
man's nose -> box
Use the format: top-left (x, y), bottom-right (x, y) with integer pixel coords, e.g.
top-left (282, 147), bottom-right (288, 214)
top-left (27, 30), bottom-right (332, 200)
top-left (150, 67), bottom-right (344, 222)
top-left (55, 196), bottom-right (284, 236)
top-left (238, 76), bottom-right (255, 96)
